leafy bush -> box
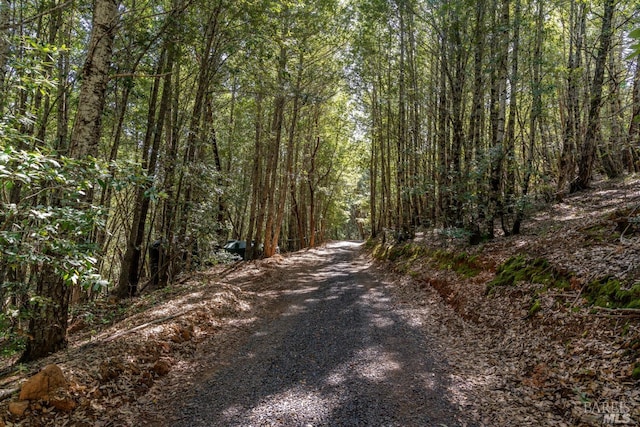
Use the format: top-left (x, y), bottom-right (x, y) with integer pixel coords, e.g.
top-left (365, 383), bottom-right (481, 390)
top-left (0, 146), bottom-right (110, 288)
top-left (0, 145), bottom-right (113, 352)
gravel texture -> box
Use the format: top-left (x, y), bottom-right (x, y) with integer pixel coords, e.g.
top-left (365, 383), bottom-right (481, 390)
top-left (170, 242), bottom-right (471, 426)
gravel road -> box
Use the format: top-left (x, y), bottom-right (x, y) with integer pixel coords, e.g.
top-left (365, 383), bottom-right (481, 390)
top-left (171, 241), bottom-right (470, 426)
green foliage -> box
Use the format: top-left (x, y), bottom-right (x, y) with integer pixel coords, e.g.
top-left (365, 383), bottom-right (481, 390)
top-left (0, 307), bottom-right (28, 357)
top-left (0, 145), bottom-right (110, 289)
top-left (627, 28), bottom-right (640, 59)
top-left (583, 278), bottom-right (640, 309)
top-left (0, 143), bottom-right (115, 353)
top-left (488, 255), bottom-right (572, 293)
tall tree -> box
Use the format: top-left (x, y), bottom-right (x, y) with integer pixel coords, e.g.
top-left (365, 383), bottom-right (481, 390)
top-left (572, 0), bottom-right (615, 191)
top-left (558, 0), bottom-right (586, 196)
top-left (21, 0), bottom-right (119, 362)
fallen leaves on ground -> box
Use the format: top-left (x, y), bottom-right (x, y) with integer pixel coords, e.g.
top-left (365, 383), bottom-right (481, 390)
top-left (383, 178), bottom-right (640, 426)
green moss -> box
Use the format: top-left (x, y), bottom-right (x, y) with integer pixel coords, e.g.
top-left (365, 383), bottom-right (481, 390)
top-left (487, 255), bottom-right (571, 293)
top-left (432, 250), bottom-right (482, 278)
top-left (583, 278), bottom-right (640, 309)
top-left (386, 243), bottom-right (413, 261)
top-left (528, 298), bottom-right (542, 316)
top-left (632, 364), bottom-right (640, 380)
top-left (369, 242), bottom-right (482, 278)
top-left (582, 224), bottom-right (620, 243)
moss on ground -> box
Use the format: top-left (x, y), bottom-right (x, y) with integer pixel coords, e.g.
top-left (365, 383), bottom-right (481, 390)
top-left (432, 250), bottom-right (482, 278)
top-left (488, 256), bottom-right (640, 310)
top-left (487, 255), bottom-right (572, 293)
top-left (368, 239), bottom-right (482, 278)
top-left (528, 298), bottom-right (542, 317)
top-left (583, 277), bottom-right (640, 309)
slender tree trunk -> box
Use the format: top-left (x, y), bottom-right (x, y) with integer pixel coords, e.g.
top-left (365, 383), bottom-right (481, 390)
top-left (512, 0), bottom-right (543, 235)
top-left (488, 0), bottom-right (508, 239)
top-left (176, 3), bottom-right (223, 267)
top-left (502, 0), bottom-right (520, 235)
top-left (469, 0), bottom-right (486, 239)
top-left (445, 9), bottom-right (467, 230)
top-left (572, 0), bottom-right (614, 192)
top-left (0, 0), bottom-right (9, 108)
top-left (436, 35), bottom-right (448, 227)
top-left (263, 43), bottom-right (287, 257)
top-left (117, 45), bottom-right (172, 298)
top-left (370, 87), bottom-right (379, 237)
top-left (246, 92), bottom-right (264, 260)
top-left (158, 41), bottom-right (182, 285)
top-left (600, 43), bottom-right (623, 178)
top-left (396, 1), bottom-right (412, 238)
top-left (271, 52), bottom-right (302, 253)
top-left (558, 0), bottom-right (585, 196)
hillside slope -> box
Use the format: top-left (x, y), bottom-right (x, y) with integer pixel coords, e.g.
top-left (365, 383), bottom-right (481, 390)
top-left (371, 178), bottom-right (640, 426)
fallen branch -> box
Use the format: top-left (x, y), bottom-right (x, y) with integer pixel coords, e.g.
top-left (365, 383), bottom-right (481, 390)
top-left (103, 308), bottom-right (198, 342)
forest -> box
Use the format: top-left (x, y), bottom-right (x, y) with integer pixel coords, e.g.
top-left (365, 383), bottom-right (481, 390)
top-left (0, 0), bottom-right (639, 367)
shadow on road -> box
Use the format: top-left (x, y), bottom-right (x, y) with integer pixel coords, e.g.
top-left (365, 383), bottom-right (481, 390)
top-left (170, 241), bottom-right (471, 426)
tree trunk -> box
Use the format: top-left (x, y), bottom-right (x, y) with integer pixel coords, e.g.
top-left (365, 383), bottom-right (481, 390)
top-left (488, 0), bottom-right (508, 239)
top-left (558, 1), bottom-right (585, 196)
top-left (263, 43), bottom-right (287, 257)
top-left (512, 0), bottom-right (543, 235)
top-left (502, 0), bottom-right (520, 235)
top-left (21, 0), bottom-right (119, 362)
top-left (117, 45), bottom-right (172, 298)
top-left (271, 52), bottom-right (302, 253)
top-left (176, 2), bottom-right (223, 266)
top-left (600, 42), bottom-right (624, 179)
top-left (572, 0), bottom-right (614, 192)
top-left (0, 0), bottom-right (11, 113)
top-left (68, 0), bottom-right (118, 159)
top-left (158, 38), bottom-right (183, 285)
top-left (246, 92), bottom-right (264, 260)
top-left (469, 0), bottom-right (486, 238)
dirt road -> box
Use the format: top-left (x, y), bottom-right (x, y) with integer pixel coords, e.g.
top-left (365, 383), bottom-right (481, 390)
top-left (168, 241), bottom-right (470, 426)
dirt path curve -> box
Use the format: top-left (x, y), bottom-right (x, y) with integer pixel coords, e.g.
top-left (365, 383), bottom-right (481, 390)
top-left (166, 241), bottom-right (471, 426)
